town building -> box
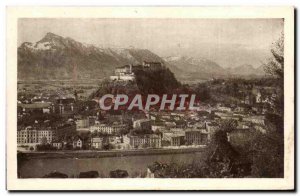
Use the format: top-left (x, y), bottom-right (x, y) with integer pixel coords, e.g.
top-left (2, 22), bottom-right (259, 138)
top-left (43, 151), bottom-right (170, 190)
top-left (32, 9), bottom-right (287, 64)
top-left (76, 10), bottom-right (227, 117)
top-left (76, 118), bottom-right (89, 128)
top-left (234, 104), bottom-right (248, 113)
top-left (110, 65), bottom-right (135, 81)
top-left (123, 134), bottom-right (161, 149)
top-left (243, 115), bottom-right (265, 125)
top-left (217, 105), bottom-right (232, 112)
top-left (133, 119), bottom-right (152, 130)
top-left (171, 135), bottom-right (185, 146)
top-left (52, 98), bottom-right (76, 117)
top-left (88, 116), bottom-right (97, 126)
top-left (17, 102), bottom-right (52, 114)
top-left (115, 64), bottom-right (132, 74)
top-left (17, 126), bottom-right (38, 144)
top-left (89, 122), bottom-right (127, 135)
top-left (72, 136), bottom-right (83, 149)
top-left (214, 111), bottom-right (240, 121)
top-left (37, 129), bottom-right (54, 144)
top-left (76, 118), bottom-right (90, 132)
top-left (254, 125), bottom-right (267, 134)
top-left (164, 121), bottom-right (176, 128)
top-left (52, 122), bottom-right (77, 141)
top-left (151, 124), bottom-right (165, 132)
top-left (142, 61), bottom-right (163, 69)
top-left (52, 141), bottom-right (63, 149)
top-left (237, 121), bottom-right (250, 129)
top-left (185, 130), bottom-right (209, 145)
top-left (256, 91), bottom-right (262, 103)
top-left (17, 126), bottom-right (53, 144)
top-left (162, 132), bottom-right (185, 146)
top-left (91, 137), bottom-right (103, 149)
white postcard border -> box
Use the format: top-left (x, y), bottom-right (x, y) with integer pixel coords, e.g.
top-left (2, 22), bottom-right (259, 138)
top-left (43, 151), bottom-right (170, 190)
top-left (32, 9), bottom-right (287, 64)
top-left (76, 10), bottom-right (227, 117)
top-left (6, 6), bottom-right (294, 190)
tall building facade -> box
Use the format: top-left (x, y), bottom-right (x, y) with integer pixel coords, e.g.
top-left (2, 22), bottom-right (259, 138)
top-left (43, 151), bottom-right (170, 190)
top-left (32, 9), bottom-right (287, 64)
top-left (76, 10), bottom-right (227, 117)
top-left (17, 126), bottom-right (53, 144)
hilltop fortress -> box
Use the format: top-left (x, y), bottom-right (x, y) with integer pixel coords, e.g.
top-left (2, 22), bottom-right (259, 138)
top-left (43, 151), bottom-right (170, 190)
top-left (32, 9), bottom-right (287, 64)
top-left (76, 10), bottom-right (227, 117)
top-left (110, 61), bottom-right (164, 82)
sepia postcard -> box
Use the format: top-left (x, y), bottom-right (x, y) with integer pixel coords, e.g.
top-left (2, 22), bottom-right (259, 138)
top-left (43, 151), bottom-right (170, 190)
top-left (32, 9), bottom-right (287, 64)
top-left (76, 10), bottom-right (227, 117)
top-left (6, 6), bottom-right (294, 190)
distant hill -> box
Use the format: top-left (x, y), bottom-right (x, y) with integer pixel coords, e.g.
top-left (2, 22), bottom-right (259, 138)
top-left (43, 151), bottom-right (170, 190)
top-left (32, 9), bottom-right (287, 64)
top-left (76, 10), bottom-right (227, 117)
top-left (163, 56), bottom-right (227, 80)
top-left (18, 32), bottom-right (175, 80)
top-left (255, 65), bottom-right (266, 74)
top-left (164, 56), bottom-right (225, 74)
top-left (164, 56), bottom-right (266, 80)
top-left (227, 64), bottom-right (265, 76)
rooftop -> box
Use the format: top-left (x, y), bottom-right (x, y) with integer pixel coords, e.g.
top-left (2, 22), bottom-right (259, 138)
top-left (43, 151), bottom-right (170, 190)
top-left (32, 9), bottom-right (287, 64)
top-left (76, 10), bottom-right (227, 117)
top-left (91, 137), bottom-right (103, 142)
top-left (18, 102), bottom-right (51, 109)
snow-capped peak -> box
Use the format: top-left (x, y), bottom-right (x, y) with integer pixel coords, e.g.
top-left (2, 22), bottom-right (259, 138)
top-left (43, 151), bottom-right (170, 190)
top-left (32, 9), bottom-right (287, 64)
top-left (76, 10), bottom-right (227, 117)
top-left (35, 42), bottom-right (51, 50)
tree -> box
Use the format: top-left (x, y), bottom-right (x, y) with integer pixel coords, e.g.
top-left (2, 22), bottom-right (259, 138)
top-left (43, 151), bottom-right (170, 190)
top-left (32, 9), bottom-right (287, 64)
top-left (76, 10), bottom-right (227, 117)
top-left (109, 170), bottom-right (129, 178)
top-left (218, 119), bottom-right (238, 133)
top-left (246, 127), bottom-right (284, 178)
top-left (264, 33), bottom-right (284, 80)
top-left (43, 171), bottom-right (68, 178)
top-left (103, 143), bottom-right (113, 150)
top-left (79, 171), bottom-right (99, 178)
top-left (41, 137), bottom-right (47, 145)
top-left (248, 33), bottom-right (285, 177)
top-left (195, 83), bottom-right (211, 102)
top-left (264, 33), bottom-right (284, 116)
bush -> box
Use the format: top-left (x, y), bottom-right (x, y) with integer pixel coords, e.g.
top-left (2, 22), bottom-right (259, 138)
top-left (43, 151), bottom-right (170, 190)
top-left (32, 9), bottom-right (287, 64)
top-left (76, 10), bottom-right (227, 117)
top-left (109, 170), bottom-right (129, 178)
top-left (79, 171), bottom-right (99, 178)
top-left (36, 144), bottom-right (56, 151)
top-left (43, 171), bottom-right (68, 178)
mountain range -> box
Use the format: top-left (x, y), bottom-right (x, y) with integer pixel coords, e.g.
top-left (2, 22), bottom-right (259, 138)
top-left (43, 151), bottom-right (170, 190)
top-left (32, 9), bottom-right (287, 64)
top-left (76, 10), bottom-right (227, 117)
top-left (163, 56), bottom-right (265, 79)
top-left (18, 32), bottom-right (265, 81)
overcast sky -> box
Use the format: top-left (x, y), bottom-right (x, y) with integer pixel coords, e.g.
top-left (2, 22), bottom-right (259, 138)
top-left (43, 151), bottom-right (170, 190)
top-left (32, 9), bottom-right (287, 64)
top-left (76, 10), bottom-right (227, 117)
top-left (18, 18), bottom-right (283, 68)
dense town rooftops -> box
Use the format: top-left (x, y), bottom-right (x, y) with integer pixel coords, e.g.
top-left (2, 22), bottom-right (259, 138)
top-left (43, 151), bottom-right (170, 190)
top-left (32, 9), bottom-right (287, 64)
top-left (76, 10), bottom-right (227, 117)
top-left (163, 132), bottom-right (185, 137)
top-left (18, 126), bottom-right (52, 131)
top-left (206, 122), bottom-right (219, 127)
top-left (18, 102), bottom-right (51, 109)
top-left (127, 133), bottom-right (160, 139)
top-left (185, 128), bottom-right (207, 133)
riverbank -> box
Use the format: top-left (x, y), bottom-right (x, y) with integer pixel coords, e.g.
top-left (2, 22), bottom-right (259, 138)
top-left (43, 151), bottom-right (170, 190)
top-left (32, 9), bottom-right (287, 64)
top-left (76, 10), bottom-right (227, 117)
top-left (19, 147), bottom-right (207, 159)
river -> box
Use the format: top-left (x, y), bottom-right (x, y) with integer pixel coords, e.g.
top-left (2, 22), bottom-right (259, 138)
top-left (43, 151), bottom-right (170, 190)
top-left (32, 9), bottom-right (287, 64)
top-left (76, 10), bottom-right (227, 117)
top-left (19, 152), bottom-right (205, 178)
